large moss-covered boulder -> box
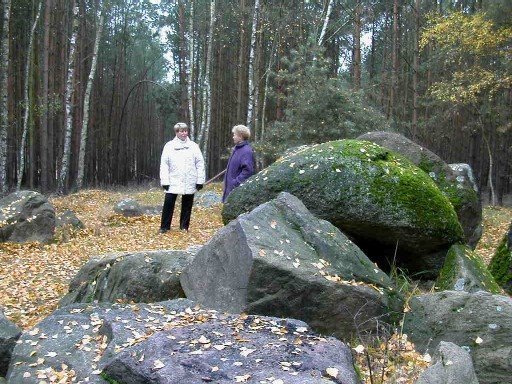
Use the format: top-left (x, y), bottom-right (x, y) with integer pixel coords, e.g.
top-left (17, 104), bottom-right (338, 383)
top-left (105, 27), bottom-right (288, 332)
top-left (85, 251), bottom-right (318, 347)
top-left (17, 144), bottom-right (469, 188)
top-left (436, 244), bottom-right (502, 293)
top-left (358, 131), bottom-right (482, 248)
top-left (489, 222), bottom-right (512, 295)
top-left (223, 139), bottom-right (464, 276)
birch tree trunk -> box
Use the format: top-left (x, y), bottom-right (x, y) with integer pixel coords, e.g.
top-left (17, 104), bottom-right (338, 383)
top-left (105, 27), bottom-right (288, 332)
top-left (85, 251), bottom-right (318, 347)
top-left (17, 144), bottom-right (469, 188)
top-left (77, 6), bottom-right (104, 190)
top-left (318, 0), bottom-right (334, 46)
top-left (246, 0), bottom-right (260, 129)
top-left (57, 1), bottom-right (79, 194)
top-left (186, 0), bottom-right (195, 139)
top-left (198, 0), bottom-right (215, 163)
top-left (16, 1), bottom-right (43, 190)
top-left (0, 0), bottom-right (12, 194)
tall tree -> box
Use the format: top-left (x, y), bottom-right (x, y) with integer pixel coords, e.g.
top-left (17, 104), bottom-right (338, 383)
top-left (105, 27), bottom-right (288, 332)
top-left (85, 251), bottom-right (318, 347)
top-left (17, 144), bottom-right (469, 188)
top-left (39, 0), bottom-right (52, 192)
top-left (57, 1), bottom-right (79, 194)
top-left (412, 0), bottom-right (420, 140)
top-left (198, 0), bottom-right (215, 160)
top-left (0, 0), bottom-right (11, 194)
top-left (318, 0), bottom-right (334, 46)
top-left (77, 2), bottom-right (104, 190)
top-left (246, 0), bottom-right (260, 129)
top-left (352, 0), bottom-right (362, 90)
top-left (421, 11), bottom-right (512, 205)
top-left (187, 0), bottom-right (195, 138)
top-left (16, 1), bottom-right (43, 190)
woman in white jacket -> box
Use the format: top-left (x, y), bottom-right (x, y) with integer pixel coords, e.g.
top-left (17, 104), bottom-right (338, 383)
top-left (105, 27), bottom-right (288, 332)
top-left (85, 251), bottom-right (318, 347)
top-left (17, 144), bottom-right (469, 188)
top-left (159, 122), bottom-right (205, 232)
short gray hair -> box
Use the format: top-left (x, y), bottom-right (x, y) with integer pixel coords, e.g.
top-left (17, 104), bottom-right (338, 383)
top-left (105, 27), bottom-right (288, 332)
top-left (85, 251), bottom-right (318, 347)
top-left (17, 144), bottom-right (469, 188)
top-left (174, 122), bottom-right (188, 131)
top-left (232, 124), bottom-right (251, 140)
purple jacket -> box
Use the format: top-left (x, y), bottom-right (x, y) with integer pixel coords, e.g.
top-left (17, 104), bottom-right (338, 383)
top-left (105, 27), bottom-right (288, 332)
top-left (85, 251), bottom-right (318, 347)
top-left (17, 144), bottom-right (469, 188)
top-left (222, 141), bottom-right (255, 202)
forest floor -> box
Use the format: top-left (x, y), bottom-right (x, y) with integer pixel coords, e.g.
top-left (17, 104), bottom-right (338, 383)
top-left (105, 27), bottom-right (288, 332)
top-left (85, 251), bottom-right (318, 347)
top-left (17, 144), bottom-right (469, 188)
top-left (0, 185), bottom-right (510, 383)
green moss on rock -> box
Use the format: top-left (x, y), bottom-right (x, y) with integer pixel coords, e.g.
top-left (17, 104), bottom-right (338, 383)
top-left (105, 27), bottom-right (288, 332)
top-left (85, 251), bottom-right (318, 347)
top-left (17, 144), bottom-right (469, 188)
top-left (489, 226), bottom-right (512, 295)
top-left (223, 139), bottom-right (463, 264)
top-left (436, 244), bottom-right (502, 294)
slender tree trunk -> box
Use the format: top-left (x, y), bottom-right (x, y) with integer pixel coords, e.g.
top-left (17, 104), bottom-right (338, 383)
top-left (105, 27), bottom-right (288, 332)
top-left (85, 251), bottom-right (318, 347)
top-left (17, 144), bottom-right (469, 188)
top-left (390, 0), bottom-right (399, 120)
top-left (199, 0), bottom-right (215, 166)
top-left (261, 34), bottom-right (277, 142)
top-left (412, 0), bottom-right (420, 140)
top-left (0, 0), bottom-right (12, 194)
top-left (236, 0), bottom-right (246, 123)
top-left (480, 117), bottom-right (496, 205)
top-left (40, 0), bottom-right (52, 192)
top-left (57, 1), bottom-right (79, 194)
top-left (186, 0), bottom-right (195, 139)
top-left (77, 5), bottom-right (104, 189)
top-left (17, 1), bottom-right (43, 190)
top-left (246, 0), bottom-right (260, 129)
top-left (318, 0), bottom-right (334, 46)
top-left (352, 0), bottom-right (361, 90)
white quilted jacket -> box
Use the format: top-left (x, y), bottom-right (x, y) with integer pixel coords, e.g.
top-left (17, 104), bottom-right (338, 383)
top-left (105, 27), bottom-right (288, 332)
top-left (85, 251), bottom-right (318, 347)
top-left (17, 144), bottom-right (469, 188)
top-left (159, 137), bottom-right (205, 195)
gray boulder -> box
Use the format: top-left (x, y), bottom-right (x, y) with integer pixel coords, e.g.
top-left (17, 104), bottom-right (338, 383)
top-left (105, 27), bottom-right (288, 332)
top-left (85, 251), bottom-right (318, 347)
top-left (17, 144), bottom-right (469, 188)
top-left (403, 290), bottom-right (512, 384)
top-left (357, 131), bottom-right (482, 248)
top-left (222, 139), bottom-right (463, 277)
top-left (488, 222), bottom-right (512, 295)
top-left (0, 309), bottom-right (21, 377)
top-left (435, 244), bottom-right (501, 294)
top-left (415, 341), bottom-right (479, 384)
top-left (7, 300), bottom-right (359, 384)
top-left (103, 314), bottom-right (359, 384)
top-left (56, 209), bottom-right (84, 229)
top-left (59, 250), bottom-right (194, 307)
top-left (7, 300), bottom-right (193, 382)
top-left (183, 192), bottom-right (402, 340)
top-left (194, 190), bottom-right (222, 207)
top-left (0, 190), bottom-right (55, 243)
top-left (113, 198), bottom-right (160, 217)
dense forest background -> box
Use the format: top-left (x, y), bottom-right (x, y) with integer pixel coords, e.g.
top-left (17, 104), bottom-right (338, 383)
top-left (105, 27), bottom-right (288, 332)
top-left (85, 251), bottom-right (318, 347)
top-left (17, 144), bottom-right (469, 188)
top-left (0, 0), bottom-right (510, 204)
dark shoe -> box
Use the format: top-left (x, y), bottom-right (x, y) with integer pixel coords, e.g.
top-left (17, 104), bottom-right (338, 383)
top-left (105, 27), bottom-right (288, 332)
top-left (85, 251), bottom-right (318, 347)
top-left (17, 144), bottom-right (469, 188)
top-left (159, 228), bottom-right (169, 234)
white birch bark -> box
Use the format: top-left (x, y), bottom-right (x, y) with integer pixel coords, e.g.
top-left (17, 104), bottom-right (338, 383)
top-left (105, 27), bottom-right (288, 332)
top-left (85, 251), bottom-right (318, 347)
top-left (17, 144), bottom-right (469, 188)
top-left (318, 0), bottom-right (334, 46)
top-left (186, 0), bottom-right (195, 140)
top-left (198, 0), bottom-right (215, 164)
top-left (246, 0), bottom-right (260, 129)
top-left (77, 7), bottom-right (104, 190)
top-left (57, 1), bottom-right (79, 194)
top-left (16, 1), bottom-right (43, 190)
top-left (0, 0), bottom-right (12, 193)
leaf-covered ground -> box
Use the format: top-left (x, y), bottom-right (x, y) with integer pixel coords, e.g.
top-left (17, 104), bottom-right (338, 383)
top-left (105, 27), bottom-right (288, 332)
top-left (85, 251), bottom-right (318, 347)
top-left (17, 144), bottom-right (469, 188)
top-left (0, 186), bottom-right (510, 383)
top-left (0, 186), bottom-right (223, 329)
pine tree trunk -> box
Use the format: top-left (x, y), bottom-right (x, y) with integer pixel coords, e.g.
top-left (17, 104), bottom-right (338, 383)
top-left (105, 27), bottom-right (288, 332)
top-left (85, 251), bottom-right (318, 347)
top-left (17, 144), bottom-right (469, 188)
top-left (17, 1), bottom-right (43, 190)
top-left (0, 0), bottom-right (12, 194)
top-left (412, 0), bottom-right (420, 141)
top-left (40, 0), bottom-right (52, 192)
top-left (77, 6), bottom-right (104, 190)
top-left (57, 1), bottom-right (79, 194)
top-left (352, 0), bottom-right (361, 90)
top-left (246, 0), bottom-right (260, 129)
top-left (390, 0), bottom-right (399, 120)
top-left (318, 0), bottom-right (334, 46)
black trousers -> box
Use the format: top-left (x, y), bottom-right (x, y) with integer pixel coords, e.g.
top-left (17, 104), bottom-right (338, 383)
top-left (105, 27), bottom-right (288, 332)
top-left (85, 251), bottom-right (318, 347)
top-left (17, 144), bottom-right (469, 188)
top-left (160, 193), bottom-right (195, 230)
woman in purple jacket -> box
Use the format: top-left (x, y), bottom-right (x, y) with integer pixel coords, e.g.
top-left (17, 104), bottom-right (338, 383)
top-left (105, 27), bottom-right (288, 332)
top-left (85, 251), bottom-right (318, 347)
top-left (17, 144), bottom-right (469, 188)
top-left (222, 125), bottom-right (255, 202)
